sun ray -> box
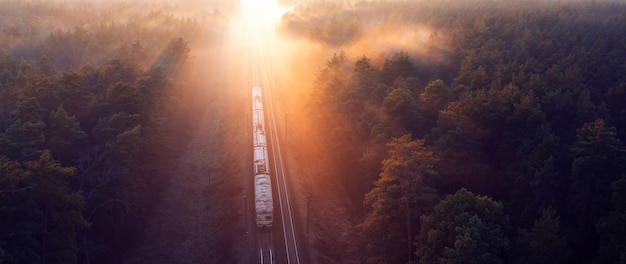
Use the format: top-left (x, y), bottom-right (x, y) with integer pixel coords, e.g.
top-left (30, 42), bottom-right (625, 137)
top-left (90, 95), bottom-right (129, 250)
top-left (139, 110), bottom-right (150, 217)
top-left (238, 0), bottom-right (285, 33)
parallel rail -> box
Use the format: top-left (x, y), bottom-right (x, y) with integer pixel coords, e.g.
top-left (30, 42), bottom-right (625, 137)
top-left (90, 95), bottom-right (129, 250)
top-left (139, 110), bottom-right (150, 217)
top-left (265, 68), bottom-right (301, 264)
top-left (259, 231), bottom-right (273, 264)
top-left (252, 34), bottom-right (301, 264)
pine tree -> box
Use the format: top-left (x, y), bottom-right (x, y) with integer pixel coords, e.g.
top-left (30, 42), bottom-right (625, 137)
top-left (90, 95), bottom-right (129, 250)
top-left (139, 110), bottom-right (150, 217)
top-left (360, 134), bottom-right (438, 264)
top-left (513, 207), bottom-right (570, 264)
top-left (416, 188), bottom-right (510, 264)
top-left (46, 105), bottom-right (88, 164)
top-left (596, 176), bottom-right (626, 264)
top-left (0, 152), bottom-right (88, 263)
top-left (25, 151), bottom-right (88, 263)
top-left (568, 118), bottom-right (626, 262)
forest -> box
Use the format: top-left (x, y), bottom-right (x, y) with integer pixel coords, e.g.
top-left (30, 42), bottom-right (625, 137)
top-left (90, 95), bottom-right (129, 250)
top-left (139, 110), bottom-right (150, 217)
top-left (279, 0), bottom-right (626, 263)
top-left (0, 0), bottom-right (230, 263)
top-left (1, 0), bottom-right (626, 263)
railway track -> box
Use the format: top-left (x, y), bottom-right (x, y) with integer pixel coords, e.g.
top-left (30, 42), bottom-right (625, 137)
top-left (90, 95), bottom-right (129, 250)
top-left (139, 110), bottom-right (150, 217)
top-left (259, 231), bottom-right (273, 264)
top-left (265, 66), bottom-right (301, 264)
top-left (249, 31), bottom-right (303, 264)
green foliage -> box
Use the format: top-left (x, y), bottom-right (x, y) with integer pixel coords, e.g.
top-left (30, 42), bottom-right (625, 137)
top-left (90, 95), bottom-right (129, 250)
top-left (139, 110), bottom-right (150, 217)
top-left (25, 151), bottom-right (88, 263)
top-left (46, 105), bottom-right (87, 163)
top-left (428, 84), bottom-right (550, 197)
top-left (3, 98), bottom-right (48, 161)
top-left (596, 176), bottom-right (626, 264)
top-left (513, 207), bottom-right (570, 264)
top-left (307, 15), bottom-right (361, 47)
top-left (420, 79), bottom-right (450, 113)
top-left (0, 152), bottom-right (88, 263)
top-left (293, 0), bottom-right (626, 263)
top-left (0, 1), bottom-right (223, 72)
top-left (0, 1), bottom-right (224, 261)
top-left (4, 119), bottom-right (46, 161)
top-left (416, 188), bottom-right (510, 264)
top-left (11, 97), bottom-right (45, 121)
top-left (360, 134), bottom-right (438, 264)
top-left (569, 119), bottom-right (625, 222)
top-left (566, 119), bottom-right (626, 261)
top-left (0, 156), bottom-right (41, 264)
top-left (381, 51), bottom-right (418, 86)
top-left (154, 37), bottom-right (190, 75)
top-left (383, 78), bottom-right (421, 135)
top-left (52, 71), bottom-right (96, 120)
top-left (352, 56), bottom-right (380, 99)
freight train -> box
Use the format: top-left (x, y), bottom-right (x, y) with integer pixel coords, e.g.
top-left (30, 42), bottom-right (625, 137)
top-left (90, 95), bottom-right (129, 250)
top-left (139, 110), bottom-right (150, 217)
top-left (252, 86), bottom-right (273, 228)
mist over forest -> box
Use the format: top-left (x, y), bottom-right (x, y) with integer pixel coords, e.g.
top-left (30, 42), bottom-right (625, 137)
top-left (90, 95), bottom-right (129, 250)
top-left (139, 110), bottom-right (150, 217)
top-left (277, 0), bottom-right (626, 263)
top-left (1, 0), bottom-right (626, 263)
top-left (0, 0), bottom-right (232, 262)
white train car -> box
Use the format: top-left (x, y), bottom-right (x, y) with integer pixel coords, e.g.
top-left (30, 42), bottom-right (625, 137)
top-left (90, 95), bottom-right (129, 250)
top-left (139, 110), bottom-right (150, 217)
top-left (252, 86), bottom-right (273, 228)
top-left (255, 173), bottom-right (273, 227)
top-left (252, 86), bottom-right (265, 134)
top-left (254, 142), bottom-right (270, 175)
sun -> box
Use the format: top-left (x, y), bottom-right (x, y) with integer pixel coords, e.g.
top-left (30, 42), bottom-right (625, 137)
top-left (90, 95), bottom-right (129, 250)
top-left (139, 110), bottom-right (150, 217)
top-left (233, 0), bottom-right (288, 70)
top-left (238, 0), bottom-right (285, 32)
top-left (240, 0), bottom-right (276, 12)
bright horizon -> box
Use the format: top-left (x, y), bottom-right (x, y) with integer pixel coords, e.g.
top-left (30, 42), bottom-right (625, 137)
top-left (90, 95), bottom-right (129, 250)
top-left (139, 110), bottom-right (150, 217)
top-left (238, 0), bottom-right (287, 34)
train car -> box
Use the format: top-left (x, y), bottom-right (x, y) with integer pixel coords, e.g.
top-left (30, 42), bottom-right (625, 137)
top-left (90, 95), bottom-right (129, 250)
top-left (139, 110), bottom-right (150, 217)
top-left (255, 173), bottom-right (273, 227)
top-left (252, 87), bottom-right (265, 133)
top-left (252, 86), bottom-right (273, 228)
top-left (254, 141), bottom-right (270, 175)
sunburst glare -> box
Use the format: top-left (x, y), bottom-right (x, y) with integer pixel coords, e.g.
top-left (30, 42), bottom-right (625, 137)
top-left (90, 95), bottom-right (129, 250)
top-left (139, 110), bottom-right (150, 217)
top-left (238, 0), bottom-right (286, 34)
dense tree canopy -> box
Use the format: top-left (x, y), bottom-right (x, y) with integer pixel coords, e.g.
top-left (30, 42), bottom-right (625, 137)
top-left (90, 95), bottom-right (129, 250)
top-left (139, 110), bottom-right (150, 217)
top-left (360, 134), bottom-right (438, 263)
top-left (416, 189), bottom-right (510, 264)
top-left (3, 0), bottom-right (626, 263)
top-left (513, 207), bottom-right (570, 264)
top-left (288, 0), bottom-right (626, 263)
top-left (0, 1), bottom-right (228, 263)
